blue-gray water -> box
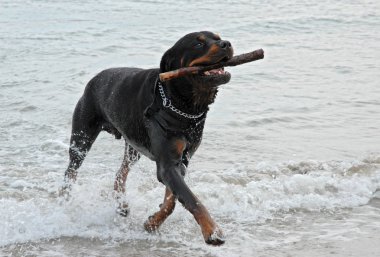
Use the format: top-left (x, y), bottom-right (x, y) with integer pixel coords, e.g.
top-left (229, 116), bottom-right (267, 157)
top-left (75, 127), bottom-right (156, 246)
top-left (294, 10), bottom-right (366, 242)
top-left (1, 0), bottom-right (380, 256)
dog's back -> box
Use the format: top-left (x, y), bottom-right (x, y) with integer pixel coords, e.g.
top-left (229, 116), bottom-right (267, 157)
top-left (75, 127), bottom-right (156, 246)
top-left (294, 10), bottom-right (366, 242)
top-left (75, 67), bottom-right (159, 156)
top-left (83, 67), bottom-right (154, 120)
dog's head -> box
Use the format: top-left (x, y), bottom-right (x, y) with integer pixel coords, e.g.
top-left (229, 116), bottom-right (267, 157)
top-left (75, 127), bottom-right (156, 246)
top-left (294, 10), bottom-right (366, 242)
top-left (160, 31), bottom-right (234, 87)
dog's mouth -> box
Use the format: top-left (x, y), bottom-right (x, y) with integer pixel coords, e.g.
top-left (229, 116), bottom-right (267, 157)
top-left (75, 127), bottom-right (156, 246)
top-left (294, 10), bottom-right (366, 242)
top-left (187, 52), bottom-right (232, 86)
top-left (191, 66), bottom-right (231, 87)
top-left (198, 55), bottom-right (231, 84)
top-left (198, 55), bottom-right (231, 79)
top-left (200, 52), bottom-right (231, 76)
top-left (201, 67), bottom-right (227, 76)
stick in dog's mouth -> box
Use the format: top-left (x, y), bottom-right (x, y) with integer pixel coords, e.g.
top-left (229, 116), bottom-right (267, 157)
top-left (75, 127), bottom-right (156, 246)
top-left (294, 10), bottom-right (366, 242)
top-left (159, 48), bottom-right (264, 82)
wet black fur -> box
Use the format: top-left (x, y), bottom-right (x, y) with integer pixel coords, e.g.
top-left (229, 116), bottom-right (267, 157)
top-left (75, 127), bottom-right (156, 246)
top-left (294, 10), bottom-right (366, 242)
top-left (65, 31), bottom-right (233, 221)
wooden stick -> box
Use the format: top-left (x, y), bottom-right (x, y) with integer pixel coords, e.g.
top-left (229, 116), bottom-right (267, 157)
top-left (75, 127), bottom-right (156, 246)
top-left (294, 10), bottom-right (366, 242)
top-left (159, 48), bottom-right (264, 82)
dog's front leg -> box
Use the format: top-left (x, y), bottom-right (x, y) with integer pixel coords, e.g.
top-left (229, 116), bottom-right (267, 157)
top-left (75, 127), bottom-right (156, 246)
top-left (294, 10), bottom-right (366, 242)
top-left (158, 162), bottom-right (224, 245)
top-left (155, 139), bottom-right (225, 245)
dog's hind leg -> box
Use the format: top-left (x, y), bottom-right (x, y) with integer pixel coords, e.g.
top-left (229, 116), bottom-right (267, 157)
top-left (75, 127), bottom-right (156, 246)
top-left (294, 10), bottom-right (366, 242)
top-left (63, 98), bottom-right (101, 188)
top-left (114, 143), bottom-right (140, 216)
top-left (144, 187), bottom-right (176, 231)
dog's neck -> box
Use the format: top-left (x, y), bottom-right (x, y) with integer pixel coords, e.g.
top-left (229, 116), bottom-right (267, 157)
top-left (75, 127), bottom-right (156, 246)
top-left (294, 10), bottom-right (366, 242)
top-left (164, 78), bottom-right (218, 115)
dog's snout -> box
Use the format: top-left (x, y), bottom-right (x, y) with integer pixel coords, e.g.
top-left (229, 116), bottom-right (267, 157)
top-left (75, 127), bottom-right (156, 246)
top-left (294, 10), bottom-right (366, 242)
top-left (218, 40), bottom-right (232, 49)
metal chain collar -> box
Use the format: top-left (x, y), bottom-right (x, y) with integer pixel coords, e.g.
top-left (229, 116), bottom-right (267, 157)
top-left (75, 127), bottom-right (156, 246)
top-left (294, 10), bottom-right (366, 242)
top-left (157, 79), bottom-right (205, 119)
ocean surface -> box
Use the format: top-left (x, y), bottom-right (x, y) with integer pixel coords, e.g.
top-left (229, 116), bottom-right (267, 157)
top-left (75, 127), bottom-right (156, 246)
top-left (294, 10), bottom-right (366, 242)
top-left (1, 0), bottom-right (380, 256)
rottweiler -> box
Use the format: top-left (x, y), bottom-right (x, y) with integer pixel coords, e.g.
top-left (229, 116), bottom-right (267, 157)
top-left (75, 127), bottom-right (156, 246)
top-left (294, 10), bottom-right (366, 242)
top-left (63, 31), bottom-right (233, 245)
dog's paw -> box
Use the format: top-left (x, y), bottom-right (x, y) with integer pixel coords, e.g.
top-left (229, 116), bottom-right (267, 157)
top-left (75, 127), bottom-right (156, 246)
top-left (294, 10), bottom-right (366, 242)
top-left (116, 203), bottom-right (130, 217)
top-left (205, 227), bottom-right (225, 246)
top-left (143, 216), bottom-right (159, 233)
top-left (58, 183), bottom-right (72, 200)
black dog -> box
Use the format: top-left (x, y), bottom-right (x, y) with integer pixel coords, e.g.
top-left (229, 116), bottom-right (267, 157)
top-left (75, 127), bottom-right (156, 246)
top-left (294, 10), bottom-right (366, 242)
top-left (63, 31), bottom-right (233, 245)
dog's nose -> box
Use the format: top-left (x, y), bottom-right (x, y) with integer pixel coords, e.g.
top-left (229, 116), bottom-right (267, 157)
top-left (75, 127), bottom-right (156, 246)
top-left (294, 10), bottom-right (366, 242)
top-left (218, 40), bottom-right (232, 49)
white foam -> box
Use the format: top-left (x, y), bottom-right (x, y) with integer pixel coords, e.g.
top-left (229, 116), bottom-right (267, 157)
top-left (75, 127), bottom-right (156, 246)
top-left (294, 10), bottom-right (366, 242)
top-left (1, 157), bottom-right (379, 247)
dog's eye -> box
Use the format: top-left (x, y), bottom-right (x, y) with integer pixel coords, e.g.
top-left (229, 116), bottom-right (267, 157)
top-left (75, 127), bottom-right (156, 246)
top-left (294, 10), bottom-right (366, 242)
top-left (194, 42), bottom-right (204, 49)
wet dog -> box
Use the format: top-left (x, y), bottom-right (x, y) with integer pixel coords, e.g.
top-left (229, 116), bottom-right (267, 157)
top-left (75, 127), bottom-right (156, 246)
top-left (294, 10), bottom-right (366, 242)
top-left (63, 31), bottom-right (233, 245)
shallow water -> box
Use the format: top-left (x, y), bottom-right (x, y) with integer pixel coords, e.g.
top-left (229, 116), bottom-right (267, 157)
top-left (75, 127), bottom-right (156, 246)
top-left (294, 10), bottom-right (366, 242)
top-left (1, 0), bottom-right (380, 256)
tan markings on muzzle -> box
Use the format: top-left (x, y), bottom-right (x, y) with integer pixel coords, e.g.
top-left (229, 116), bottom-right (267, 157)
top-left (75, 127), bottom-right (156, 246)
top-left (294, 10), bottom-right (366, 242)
top-left (189, 44), bottom-right (220, 67)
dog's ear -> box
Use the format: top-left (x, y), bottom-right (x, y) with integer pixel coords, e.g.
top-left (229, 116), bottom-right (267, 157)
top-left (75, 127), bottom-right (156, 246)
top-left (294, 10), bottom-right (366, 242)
top-left (160, 48), bottom-right (175, 73)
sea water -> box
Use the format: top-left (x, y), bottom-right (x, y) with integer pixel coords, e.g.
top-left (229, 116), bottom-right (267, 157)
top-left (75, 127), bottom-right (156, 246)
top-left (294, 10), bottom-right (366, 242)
top-left (1, 0), bottom-right (380, 256)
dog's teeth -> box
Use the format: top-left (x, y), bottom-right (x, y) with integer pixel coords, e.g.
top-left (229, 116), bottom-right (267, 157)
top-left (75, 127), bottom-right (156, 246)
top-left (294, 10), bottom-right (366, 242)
top-left (203, 68), bottom-right (225, 76)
